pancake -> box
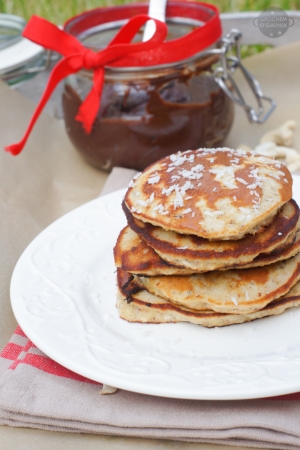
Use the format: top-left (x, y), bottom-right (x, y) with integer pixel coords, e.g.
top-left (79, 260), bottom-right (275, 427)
top-left (114, 226), bottom-right (195, 276)
top-left (133, 251), bottom-right (300, 314)
top-left (224, 231), bottom-right (300, 270)
top-left (116, 288), bottom-right (300, 328)
top-left (114, 226), bottom-right (300, 276)
top-left (117, 269), bottom-right (300, 328)
top-left (123, 199), bottom-right (300, 272)
top-left (124, 148), bottom-right (292, 240)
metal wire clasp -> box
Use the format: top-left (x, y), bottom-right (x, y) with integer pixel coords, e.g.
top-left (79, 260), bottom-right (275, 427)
top-left (213, 29), bottom-right (276, 124)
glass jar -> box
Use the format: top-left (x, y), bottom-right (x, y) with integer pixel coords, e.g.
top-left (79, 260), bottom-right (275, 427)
top-left (63, 54), bottom-right (234, 171)
top-left (63, 2), bottom-right (276, 172)
top-left (0, 14), bottom-right (47, 86)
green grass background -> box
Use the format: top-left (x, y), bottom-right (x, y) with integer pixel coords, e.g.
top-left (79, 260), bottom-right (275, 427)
top-left (1, 0), bottom-right (299, 57)
top-left (1, 0), bottom-right (299, 24)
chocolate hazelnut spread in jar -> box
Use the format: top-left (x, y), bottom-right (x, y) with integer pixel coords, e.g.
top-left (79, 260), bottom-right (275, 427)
top-left (62, 2), bottom-right (275, 172)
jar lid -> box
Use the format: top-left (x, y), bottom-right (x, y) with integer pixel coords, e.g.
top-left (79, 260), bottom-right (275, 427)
top-left (0, 14), bottom-right (45, 82)
top-left (64, 1), bottom-right (222, 67)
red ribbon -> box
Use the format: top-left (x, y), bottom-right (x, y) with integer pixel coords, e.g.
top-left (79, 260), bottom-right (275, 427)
top-left (5, 14), bottom-right (167, 155)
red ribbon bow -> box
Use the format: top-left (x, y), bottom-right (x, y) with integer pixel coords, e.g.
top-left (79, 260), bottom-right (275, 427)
top-left (5, 14), bottom-right (167, 155)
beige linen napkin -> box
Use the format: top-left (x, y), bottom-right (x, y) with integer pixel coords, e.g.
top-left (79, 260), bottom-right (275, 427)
top-left (0, 167), bottom-right (300, 450)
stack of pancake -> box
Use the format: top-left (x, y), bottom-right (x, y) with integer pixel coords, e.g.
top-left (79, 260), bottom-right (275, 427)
top-left (114, 147), bottom-right (300, 327)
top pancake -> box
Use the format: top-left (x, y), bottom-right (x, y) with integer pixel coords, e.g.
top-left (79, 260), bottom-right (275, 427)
top-left (124, 148), bottom-right (292, 240)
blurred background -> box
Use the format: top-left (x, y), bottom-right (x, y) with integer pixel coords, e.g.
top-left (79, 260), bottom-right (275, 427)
top-left (1, 0), bottom-right (299, 59)
top-left (1, 0), bottom-right (299, 25)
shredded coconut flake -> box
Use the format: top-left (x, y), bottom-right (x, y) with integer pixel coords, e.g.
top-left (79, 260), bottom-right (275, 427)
top-left (153, 203), bottom-right (169, 215)
top-left (178, 169), bottom-right (203, 180)
top-left (173, 190), bottom-right (184, 209)
top-left (137, 199), bottom-right (148, 207)
top-left (162, 185), bottom-right (178, 196)
top-left (236, 177), bottom-right (248, 185)
top-left (239, 207), bottom-right (251, 214)
top-left (204, 210), bottom-right (224, 217)
top-left (224, 181), bottom-right (238, 190)
top-left (169, 153), bottom-right (187, 167)
top-left (148, 175), bottom-right (160, 185)
top-left (180, 181), bottom-right (195, 195)
top-left (231, 296), bottom-right (238, 306)
top-left (269, 172), bottom-right (280, 181)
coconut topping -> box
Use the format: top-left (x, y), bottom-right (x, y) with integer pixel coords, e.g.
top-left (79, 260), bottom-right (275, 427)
top-left (148, 174), bottom-right (160, 184)
top-left (231, 296), bottom-right (238, 306)
top-left (182, 208), bottom-right (192, 215)
top-left (236, 177), bottom-right (248, 185)
top-left (127, 148), bottom-right (291, 238)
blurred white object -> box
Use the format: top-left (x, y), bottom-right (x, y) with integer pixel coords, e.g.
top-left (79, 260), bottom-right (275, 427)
top-left (241, 120), bottom-right (300, 172)
top-left (143, 0), bottom-right (167, 42)
top-left (100, 384), bottom-right (117, 395)
top-left (0, 13), bottom-right (47, 86)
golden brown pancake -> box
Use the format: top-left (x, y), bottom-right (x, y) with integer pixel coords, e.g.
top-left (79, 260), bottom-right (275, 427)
top-left (224, 231), bottom-right (300, 270)
top-left (117, 269), bottom-right (300, 328)
top-left (133, 251), bottom-right (300, 314)
top-left (114, 226), bottom-right (300, 276)
top-left (124, 148), bottom-right (292, 240)
top-left (123, 199), bottom-right (300, 272)
top-left (114, 226), bottom-right (195, 276)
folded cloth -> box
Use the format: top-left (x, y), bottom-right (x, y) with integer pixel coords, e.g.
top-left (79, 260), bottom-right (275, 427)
top-left (2, 167), bottom-right (300, 450)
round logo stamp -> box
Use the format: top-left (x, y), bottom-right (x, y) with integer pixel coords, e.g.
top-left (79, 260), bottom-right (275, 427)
top-left (253, 6), bottom-right (294, 38)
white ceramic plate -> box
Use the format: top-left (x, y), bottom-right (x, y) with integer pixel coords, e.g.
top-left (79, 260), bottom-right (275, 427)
top-left (10, 175), bottom-right (300, 400)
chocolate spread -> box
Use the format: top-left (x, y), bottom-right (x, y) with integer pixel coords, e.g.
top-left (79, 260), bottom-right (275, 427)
top-left (62, 62), bottom-right (234, 172)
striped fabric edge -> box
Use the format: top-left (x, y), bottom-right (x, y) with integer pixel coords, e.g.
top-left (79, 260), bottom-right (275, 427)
top-left (0, 326), bottom-right (99, 385)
